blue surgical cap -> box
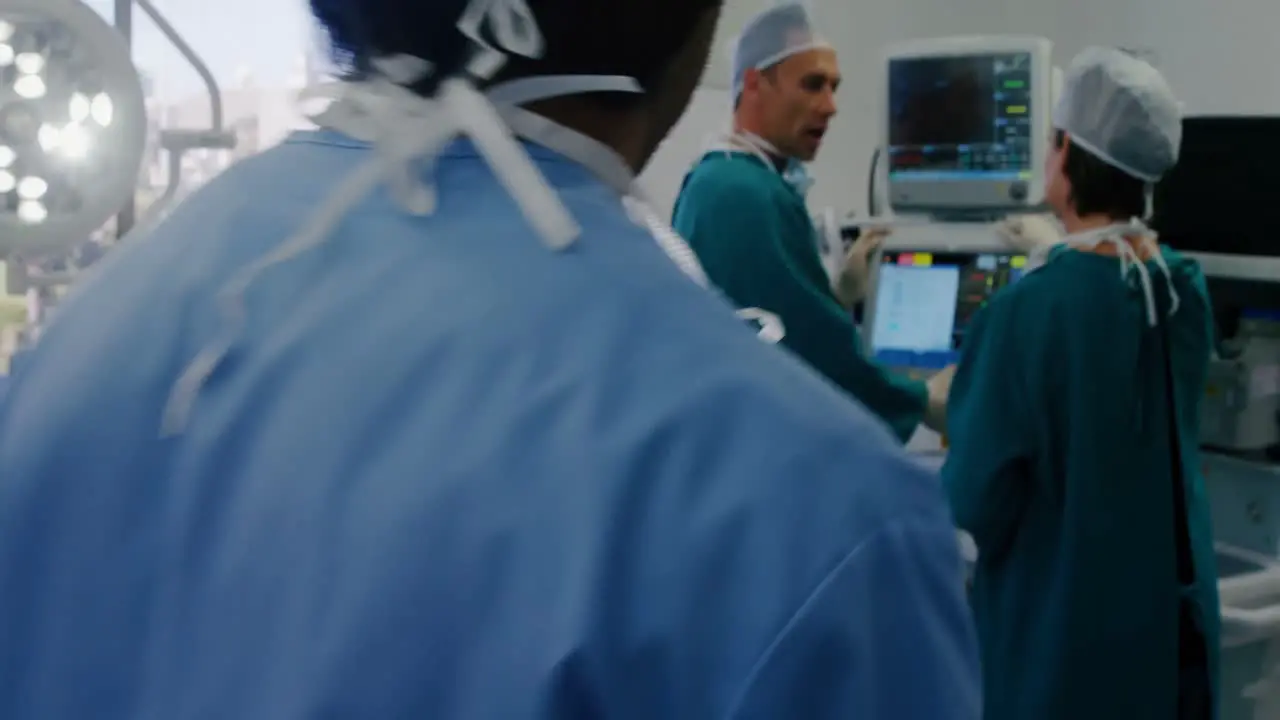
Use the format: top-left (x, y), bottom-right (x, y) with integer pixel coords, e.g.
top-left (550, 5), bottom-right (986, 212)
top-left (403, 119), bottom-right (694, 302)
top-left (731, 3), bottom-right (831, 101)
top-left (1053, 47), bottom-right (1182, 182)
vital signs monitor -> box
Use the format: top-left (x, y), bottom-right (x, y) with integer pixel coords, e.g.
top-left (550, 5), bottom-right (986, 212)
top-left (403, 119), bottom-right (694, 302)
top-left (862, 231), bottom-right (1027, 374)
top-left (884, 36), bottom-right (1054, 214)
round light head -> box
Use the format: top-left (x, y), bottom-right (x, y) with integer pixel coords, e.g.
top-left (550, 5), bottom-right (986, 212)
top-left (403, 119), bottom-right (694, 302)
top-left (0, 0), bottom-right (146, 257)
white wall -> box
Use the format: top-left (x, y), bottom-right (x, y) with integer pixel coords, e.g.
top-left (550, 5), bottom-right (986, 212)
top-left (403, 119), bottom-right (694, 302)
top-left (640, 0), bottom-right (1147, 220)
top-left (639, 0), bottom-right (776, 215)
top-left (640, 87), bottom-right (734, 220)
top-left (1127, 0), bottom-right (1280, 115)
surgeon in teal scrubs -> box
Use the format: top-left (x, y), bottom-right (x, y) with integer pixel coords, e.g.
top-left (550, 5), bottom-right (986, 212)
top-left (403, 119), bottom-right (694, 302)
top-left (672, 3), bottom-right (951, 442)
top-left (944, 47), bottom-right (1220, 720)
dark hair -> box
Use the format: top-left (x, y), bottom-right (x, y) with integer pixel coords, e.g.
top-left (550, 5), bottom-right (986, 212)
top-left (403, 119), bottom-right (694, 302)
top-left (1054, 129), bottom-right (1146, 219)
top-left (311, 0), bottom-right (721, 105)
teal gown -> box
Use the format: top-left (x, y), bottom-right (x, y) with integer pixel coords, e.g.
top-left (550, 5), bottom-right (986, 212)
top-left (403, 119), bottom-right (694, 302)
top-left (672, 151), bottom-right (927, 442)
top-left (943, 245), bottom-right (1221, 719)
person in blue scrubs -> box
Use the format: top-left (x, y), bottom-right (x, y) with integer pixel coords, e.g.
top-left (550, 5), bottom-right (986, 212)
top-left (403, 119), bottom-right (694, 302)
top-left (0, 1), bottom-right (979, 718)
top-left (943, 48), bottom-right (1219, 720)
top-left (672, 4), bottom-right (953, 443)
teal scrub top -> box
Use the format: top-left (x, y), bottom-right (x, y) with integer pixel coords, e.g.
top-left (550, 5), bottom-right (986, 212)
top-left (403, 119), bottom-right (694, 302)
top-left (672, 152), bottom-right (927, 442)
top-left (943, 245), bottom-right (1221, 720)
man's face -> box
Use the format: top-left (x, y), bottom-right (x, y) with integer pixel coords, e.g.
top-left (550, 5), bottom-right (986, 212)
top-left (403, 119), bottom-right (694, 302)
top-left (1044, 129), bottom-right (1071, 218)
top-left (746, 46), bottom-right (840, 161)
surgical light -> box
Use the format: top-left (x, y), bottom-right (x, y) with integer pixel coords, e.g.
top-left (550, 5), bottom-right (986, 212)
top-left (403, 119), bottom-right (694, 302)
top-left (13, 50), bottom-right (41, 74)
top-left (13, 74), bottom-right (45, 99)
top-left (16, 176), bottom-right (47, 200)
top-left (37, 123), bottom-right (60, 152)
top-left (17, 200), bottom-right (46, 224)
top-left (58, 124), bottom-right (90, 159)
top-left (0, 0), bottom-right (147, 257)
top-left (90, 92), bottom-right (113, 126)
top-left (69, 92), bottom-right (91, 122)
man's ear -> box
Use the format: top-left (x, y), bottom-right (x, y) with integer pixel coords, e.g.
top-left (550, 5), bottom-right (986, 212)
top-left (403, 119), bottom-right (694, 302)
top-left (743, 67), bottom-right (770, 97)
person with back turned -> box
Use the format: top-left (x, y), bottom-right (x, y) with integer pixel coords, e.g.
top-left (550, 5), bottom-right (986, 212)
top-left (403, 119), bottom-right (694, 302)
top-left (0, 0), bottom-right (980, 717)
top-left (944, 47), bottom-right (1219, 720)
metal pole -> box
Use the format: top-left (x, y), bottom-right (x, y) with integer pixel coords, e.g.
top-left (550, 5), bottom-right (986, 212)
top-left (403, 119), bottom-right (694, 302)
top-left (113, 0), bottom-right (137, 238)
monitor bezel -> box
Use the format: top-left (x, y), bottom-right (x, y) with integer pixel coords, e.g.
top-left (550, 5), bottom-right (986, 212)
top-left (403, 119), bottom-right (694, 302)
top-left (862, 233), bottom-right (1024, 359)
top-left (883, 35), bottom-right (1054, 215)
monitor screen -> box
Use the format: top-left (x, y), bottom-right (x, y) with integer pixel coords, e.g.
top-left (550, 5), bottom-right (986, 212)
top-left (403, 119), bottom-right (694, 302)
top-left (1152, 116), bottom-right (1280, 258)
top-left (887, 53), bottom-right (1035, 180)
top-left (870, 250), bottom-right (1026, 369)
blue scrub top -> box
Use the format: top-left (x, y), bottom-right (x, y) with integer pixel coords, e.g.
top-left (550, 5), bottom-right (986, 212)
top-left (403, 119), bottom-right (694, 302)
top-left (0, 130), bottom-right (980, 719)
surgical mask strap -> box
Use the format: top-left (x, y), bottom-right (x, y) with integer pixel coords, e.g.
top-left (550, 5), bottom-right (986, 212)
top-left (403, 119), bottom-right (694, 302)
top-left (1070, 218), bottom-right (1178, 328)
top-left (484, 99), bottom-right (715, 292)
top-left (705, 132), bottom-right (814, 197)
top-left (783, 161), bottom-right (815, 197)
top-left (164, 61), bottom-right (548, 435)
top-left (491, 104), bottom-right (711, 288)
top-left (704, 131), bottom-right (777, 168)
top-left (1146, 232), bottom-right (1180, 318)
top-left (457, 0), bottom-right (543, 58)
top-left (736, 131), bottom-right (783, 158)
top-left (495, 102), bottom-right (637, 195)
top-left (161, 0), bottom-right (620, 435)
top-left (1111, 233), bottom-right (1159, 327)
top-left (1119, 217), bottom-right (1180, 326)
top-left (487, 75), bottom-right (641, 106)
top-left (621, 197), bottom-right (709, 287)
